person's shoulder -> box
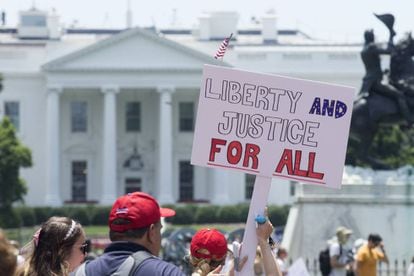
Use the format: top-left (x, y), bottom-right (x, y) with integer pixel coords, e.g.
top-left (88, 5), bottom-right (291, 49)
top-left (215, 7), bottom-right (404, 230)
top-left (363, 43), bottom-right (381, 53)
top-left (356, 244), bottom-right (368, 256)
top-left (374, 248), bottom-right (385, 259)
top-left (329, 242), bottom-right (340, 257)
top-left (135, 257), bottom-right (185, 276)
top-left (329, 242), bottom-right (340, 250)
top-left (367, 42), bottom-right (379, 49)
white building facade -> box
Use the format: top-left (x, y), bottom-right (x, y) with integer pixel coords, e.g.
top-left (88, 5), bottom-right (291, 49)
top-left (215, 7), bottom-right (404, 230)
top-left (0, 9), bottom-right (365, 206)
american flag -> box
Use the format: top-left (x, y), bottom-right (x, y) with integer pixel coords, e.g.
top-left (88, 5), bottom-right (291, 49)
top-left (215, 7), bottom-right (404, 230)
top-left (214, 33), bottom-right (233, 59)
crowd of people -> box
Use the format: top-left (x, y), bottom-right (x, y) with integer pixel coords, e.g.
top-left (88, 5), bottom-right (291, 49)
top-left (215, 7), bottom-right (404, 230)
top-left (1, 192), bottom-right (413, 276)
top-left (0, 192), bottom-right (284, 276)
top-left (322, 226), bottom-right (392, 276)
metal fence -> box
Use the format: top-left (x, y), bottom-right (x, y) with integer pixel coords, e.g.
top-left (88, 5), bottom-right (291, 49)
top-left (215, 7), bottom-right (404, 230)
top-left (300, 258), bottom-right (409, 276)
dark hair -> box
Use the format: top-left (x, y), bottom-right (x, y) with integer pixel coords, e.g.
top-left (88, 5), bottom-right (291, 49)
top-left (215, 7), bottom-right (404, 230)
top-left (109, 218), bottom-right (150, 241)
top-left (364, 29), bottom-right (375, 43)
top-left (368, 233), bottom-right (382, 243)
top-left (25, 217), bottom-right (83, 276)
top-left (277, 247), bottom-right (287, 257)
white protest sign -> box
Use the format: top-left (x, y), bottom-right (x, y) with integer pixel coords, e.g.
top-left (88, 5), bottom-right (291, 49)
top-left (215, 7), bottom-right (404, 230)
top-left (191, 64), bottom-right (355, 188)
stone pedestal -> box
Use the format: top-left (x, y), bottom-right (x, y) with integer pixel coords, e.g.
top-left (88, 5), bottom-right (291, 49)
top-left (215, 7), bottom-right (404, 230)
top-left (283, 166), bottom-right (414, 261)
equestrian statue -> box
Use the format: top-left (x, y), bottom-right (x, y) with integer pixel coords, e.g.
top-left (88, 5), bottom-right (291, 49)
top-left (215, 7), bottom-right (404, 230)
top-left (350, 13), bottom-right (414, 169)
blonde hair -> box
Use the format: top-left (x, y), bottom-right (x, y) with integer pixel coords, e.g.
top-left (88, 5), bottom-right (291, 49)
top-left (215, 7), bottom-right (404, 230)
top-left (0, 234), bottom-right (17, 276)
top-left (190, 248), bottom-right (226, 276)
top-left (190, 255), bottom-right (213, 276)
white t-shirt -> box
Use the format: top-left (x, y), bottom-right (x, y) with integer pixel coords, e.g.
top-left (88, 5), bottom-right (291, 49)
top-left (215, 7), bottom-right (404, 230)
top-left (276, 258), bottom-right (288, 275)
top-left (329, 243), bottom-right (349, 276)
top-left (407, 263), bottom-right (414, 276)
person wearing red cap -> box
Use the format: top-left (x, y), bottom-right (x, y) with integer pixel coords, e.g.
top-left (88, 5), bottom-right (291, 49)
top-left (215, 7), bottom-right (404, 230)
top-left (188, 212), bottom-right (281, 276)
top-left (73, 192), bottom-right (185, 276)
top-left (189, 228), bottom-right (230, 275)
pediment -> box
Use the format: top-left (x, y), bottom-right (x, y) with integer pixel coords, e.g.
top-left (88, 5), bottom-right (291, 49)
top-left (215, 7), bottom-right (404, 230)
top-left (43, 27), bottom-right (224, 72)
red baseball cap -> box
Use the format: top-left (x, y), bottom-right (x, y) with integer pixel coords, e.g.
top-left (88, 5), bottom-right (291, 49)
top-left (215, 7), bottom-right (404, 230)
top-left (109, 192), bottom-right (175, 232)
top-left (191, 229), bottom-right (228, 260)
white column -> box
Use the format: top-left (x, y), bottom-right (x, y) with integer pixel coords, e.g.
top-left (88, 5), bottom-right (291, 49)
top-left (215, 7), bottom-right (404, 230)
top-left (211, 169), bottom-right (230, 204)
top-left (157, 86), bottom-right (175, 204)
top-left (45, 86), bottom-right (62, 206)
top-left (100, 86), bottom-right (119, 205)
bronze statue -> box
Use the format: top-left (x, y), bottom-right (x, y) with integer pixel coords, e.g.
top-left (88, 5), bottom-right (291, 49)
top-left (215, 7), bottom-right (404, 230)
top-left (350, 14), bottom-right (414, 168)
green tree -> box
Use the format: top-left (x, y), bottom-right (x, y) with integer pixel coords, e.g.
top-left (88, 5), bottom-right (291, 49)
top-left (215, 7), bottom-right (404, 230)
top-left (0, 117), bottom-right (32, 209)
top-left (346, 125), bottom-right (414, 168)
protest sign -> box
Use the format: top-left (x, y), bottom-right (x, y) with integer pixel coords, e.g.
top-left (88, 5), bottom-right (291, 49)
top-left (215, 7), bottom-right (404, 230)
top-left (190, 65), bottom-right (355, 275)
top-left (191, 64), bottom-right (355, 188)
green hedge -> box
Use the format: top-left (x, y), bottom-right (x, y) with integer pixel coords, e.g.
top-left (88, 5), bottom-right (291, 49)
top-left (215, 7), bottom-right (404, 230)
top-left (268, 205), bottom-right (290, 226)
top-left (216, 205), bottom-right (241, 223)
top-left (90, 207), bottom-right (111, 225)
top-left (0, 204), bottom-right (290, 229)
top-left (18, 207), bottom-right (36, 227)
top-left (0, 207), bottom-right (21, 228)
top-left (195, 205), bottom-right (218, 223)
top-left (165, 205), bottom-right (198, 224)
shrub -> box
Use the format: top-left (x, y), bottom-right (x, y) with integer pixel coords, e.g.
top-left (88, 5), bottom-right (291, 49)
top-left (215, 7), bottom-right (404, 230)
top-left (50, 207), bottom-right (71, 217)
top-left (33, 207), bottom-right (53, 225)
top-left (235, 203), bottom-right (249, 222)
top-left (17, 207), bottom-right (36, 227)
top-left (194, 205), bottom-right (218, 223)
top-left (216, 205), bottom-right (241, 223)
top-left (0, 207), bottom-right (21, 228)
top-left (69, 207), bottom-right (91, 226)
top-left (167, 205), bottom-right (197, 224)
top-left (268, 205), bottom-right (290, 226)
top-left (90, 206), bottom-right (111, 225)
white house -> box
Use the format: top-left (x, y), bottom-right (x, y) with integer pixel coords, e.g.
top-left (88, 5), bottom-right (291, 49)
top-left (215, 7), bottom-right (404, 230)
top-left (0, 9), bottom-right (364, 206)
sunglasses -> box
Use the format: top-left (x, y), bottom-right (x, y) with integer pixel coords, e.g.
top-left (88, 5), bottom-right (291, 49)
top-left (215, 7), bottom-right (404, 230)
top-left (79, 242), bottom-right (89, 255)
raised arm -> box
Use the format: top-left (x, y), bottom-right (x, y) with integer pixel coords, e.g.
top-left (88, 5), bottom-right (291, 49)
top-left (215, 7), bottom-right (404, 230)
top-left (378, 242), bottom-right (389, 264)
top-left (256, 210), bottom-right (283, 276)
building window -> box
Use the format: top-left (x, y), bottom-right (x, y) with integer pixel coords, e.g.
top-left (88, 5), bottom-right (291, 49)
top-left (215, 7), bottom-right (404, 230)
top-left (126, 102), bottom-right (141, 132)
top-left (282, 53), bottom-right (312, 60)
top-left (125, 178), bottom-right (142, 194)
top-left (71, 101), bottom-right (87, 133)
top-left (4, 101), bottom-right (20, 131)
top-left (179, 161), bottom-right (194, 201)
top-left (72, 161), bottom-right (87, 202)
top-left (245, 174), bottom-right (255, 199)
top-left (179, 102), bottom-right (194, 132)
top-left (21, 15), bottom-right (47, 27)
top-left (328, 53), bottom-right (357, 60)
top-left (238, 53), bottom-right (267, 60)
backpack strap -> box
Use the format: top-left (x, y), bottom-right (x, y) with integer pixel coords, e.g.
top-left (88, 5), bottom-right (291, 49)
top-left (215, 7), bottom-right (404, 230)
top-left (111, 250), bottom-right (154, 276)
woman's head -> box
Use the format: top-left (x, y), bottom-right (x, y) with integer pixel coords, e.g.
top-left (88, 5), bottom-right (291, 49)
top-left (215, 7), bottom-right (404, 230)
top-left (27, 217), bottom-right (86, 275)
top-left (190, 228), bottom-right (228, 273)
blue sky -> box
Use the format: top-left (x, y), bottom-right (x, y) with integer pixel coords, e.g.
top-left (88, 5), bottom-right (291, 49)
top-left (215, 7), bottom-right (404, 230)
top-left (2, 0), bottom-right (413, 42)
